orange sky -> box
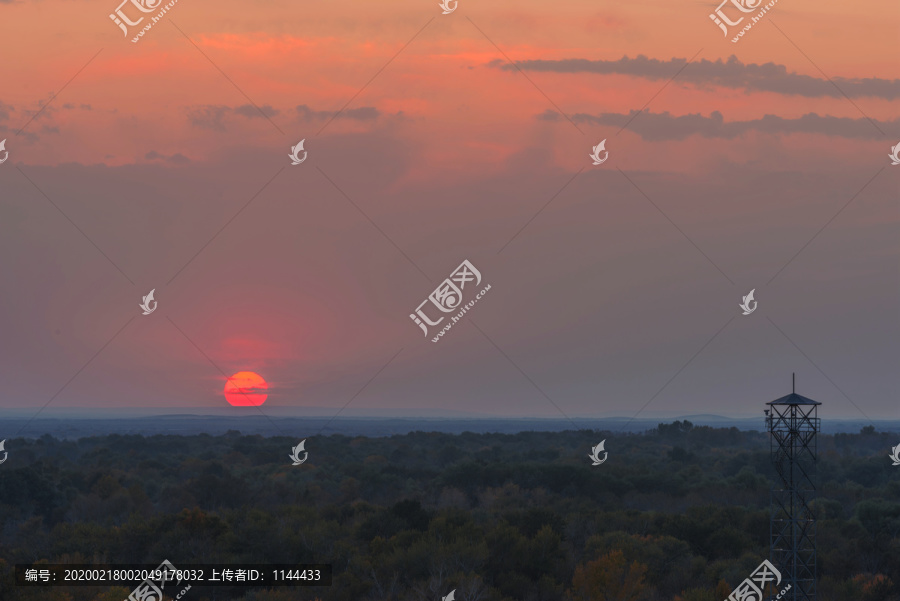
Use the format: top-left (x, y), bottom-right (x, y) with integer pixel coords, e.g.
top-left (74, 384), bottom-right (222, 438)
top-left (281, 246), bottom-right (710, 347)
top-left (0, 0), bottom-right (896, 169)
top-left (0, 0), bottom-right (897, 420)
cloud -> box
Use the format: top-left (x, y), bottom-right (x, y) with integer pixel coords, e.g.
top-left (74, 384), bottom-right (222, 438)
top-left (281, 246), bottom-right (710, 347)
top-left (21, 102), bottom-right (58, 123)
top-left (538, 109), bottom-right (898, 140)
top-left (187, 105), bottom-right (230, 131)
top-left (492, 55), bottom-right (900, 99)
top-left (295, 104), bottom-right (381, 122)
top-left (536, 110), bottom-right (561, 122)
top-left (145, 150), bottom-right (191, 164)
top-left (0, 101), bottom-right (13, 122)
top-left (0, 125), bottom-right (38, 142)
top-left (187, 104), bottom-right (280, 131)
top-left (233, 104), bottom-right (280, 119)
top-left (185, 103), bottom-right (383, 131)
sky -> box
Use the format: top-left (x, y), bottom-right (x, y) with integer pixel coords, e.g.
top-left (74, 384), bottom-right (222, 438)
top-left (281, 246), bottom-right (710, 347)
top-left (0, 0), bottom-right (898, 423)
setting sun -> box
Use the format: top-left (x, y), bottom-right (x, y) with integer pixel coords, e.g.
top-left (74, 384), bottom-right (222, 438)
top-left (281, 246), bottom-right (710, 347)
top-left (224, 371), bottom-right (268, 406)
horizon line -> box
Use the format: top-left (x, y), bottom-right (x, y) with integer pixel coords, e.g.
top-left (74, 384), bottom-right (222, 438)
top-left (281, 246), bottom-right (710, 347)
top-left (0, 409), bottom-right (897, 422)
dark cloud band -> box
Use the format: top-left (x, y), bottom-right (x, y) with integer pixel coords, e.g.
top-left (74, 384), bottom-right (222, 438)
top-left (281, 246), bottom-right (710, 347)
top-left (493, 55), bottom-right (900, 100)
top-left (538, 109), bottom-right (898, 140)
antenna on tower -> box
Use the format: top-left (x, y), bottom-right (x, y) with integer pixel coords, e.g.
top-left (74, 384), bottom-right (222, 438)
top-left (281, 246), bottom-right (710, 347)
top-left (793, 372), bottom-right (795, 393)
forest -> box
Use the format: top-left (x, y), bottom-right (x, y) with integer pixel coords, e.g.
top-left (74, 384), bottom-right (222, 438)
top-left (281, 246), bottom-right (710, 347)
top-left (0, 422), bottom-right (897, 601)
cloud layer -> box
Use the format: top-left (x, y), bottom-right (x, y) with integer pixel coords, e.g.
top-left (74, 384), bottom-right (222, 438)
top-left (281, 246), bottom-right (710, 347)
top-left (492, 55), bottom-right (900, 99)
top-left (538, 109), bottom-right (897, 140)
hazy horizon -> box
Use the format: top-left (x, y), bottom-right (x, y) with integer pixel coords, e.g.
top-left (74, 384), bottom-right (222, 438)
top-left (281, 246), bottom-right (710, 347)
top-left (2, 401), bottom-right (895, 421)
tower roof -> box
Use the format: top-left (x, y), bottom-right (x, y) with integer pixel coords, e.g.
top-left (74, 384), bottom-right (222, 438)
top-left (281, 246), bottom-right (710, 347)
top-left (767, 392), bottom-right (821, 406)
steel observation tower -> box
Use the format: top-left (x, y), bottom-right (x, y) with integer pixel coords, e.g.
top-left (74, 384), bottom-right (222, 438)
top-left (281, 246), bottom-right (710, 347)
top-left (765, 374), bottom-right (819, 601)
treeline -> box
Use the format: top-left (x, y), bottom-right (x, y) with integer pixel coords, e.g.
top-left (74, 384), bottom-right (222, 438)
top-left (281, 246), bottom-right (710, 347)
top-left (0, 422), bottom-right (898, 600)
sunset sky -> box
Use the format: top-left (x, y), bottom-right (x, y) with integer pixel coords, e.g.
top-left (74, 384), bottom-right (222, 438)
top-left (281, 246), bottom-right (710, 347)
top-left (0, 0), bottom-right (897, 421)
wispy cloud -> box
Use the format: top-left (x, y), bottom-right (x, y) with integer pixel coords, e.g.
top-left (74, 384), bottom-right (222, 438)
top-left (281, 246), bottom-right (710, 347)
top-left (186, 105), bottom-right (230, 131)
top-left (538, 109), bottom-right (899, 140)
top-left (295, 104), bottom-right (380, 122)
top-left (494, 55), bottom-right (900, 99)
top-left (186, 104), bottom-right (281, 131)
top-left (186, 103), bottom-right (380, 131)
top-left (234, 104), bottom-right (280, 119)
top-left (0, 101), bottom-right (13, 122)
top-left (145, 150), bottom-right (191, 164)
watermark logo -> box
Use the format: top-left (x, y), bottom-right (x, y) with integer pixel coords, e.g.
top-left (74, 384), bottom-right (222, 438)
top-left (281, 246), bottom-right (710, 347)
top-left (127, 559), bottom-right (190, 601)
top-left (739, 289), bottom-right (757, 315)
top-left (0, 139), bottom-right (8, 165)
top-left (442, 589), bottom-right (456, 601)
top-left (589, 139), bottom-right (608, 165)
top-left (588, 440), bottom-right (608, 465)
top-left (889, 143), bottom-right (900, 166)
top-left (890, 444), bottom-right (900, 466)
top-left (709, 0), bottom-right (778, 43)
top-left (140, 289), bottom-right (157, 315)
top-left (725, 559), bottom-right (789, 601)
top-left (439, 0), bottom-right (457, 14)
top-left (109, 0), bottom-right (162, 36)
top-left (289, 140), bottom-right (307, 165)
top-left (0, 440), bottom-right (7, 465)
top-left (409, 260), bottom-right (491, 342)
top-left (290, 440), bottom-right (308, 465)
top-left (110, 0), bottom-right (182, 43)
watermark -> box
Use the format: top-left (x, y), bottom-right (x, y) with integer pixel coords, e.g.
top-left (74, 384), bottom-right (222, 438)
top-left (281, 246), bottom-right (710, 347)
top-left (17, 563), bottom-right (328, 587)
top-left (709, 0), bottom-right (779, 43)
top-left (426, 283), bottom-right (491, 342)
top-left (739, 289), bottom-right (757, 315)
top-left (889, 143), bottom-right (900, 166)
top-left (588, 440), bottom-right (608, 465)
top-left (140, 289), bottom-right (157, 315)
top-left (890, 444), bottom-right (900, 466)
top-left (409, 260), bottom-right (491, 342)
top-left (289, 140), bottom-right (307, 165)
top-left (109, 0), bottom-right (182, 43)
top-left (0, 440), bottom-right (7, 465)
top-left (589, 139), bottom-right (608, 165)
top-left (126, 559), bottom-right (191, 601)
top-left (725, 559), bottom-right (789, 601)
top-left (0, 139), bottom-right (8, 165)
top-left (289, 440), bottom-right (308, 465)
top-left (439, 0), bottom-right (457, 15)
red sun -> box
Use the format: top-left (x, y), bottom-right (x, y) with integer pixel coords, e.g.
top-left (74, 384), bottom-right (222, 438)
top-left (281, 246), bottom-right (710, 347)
top-left (224, 371), bottom-right (268, 406)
